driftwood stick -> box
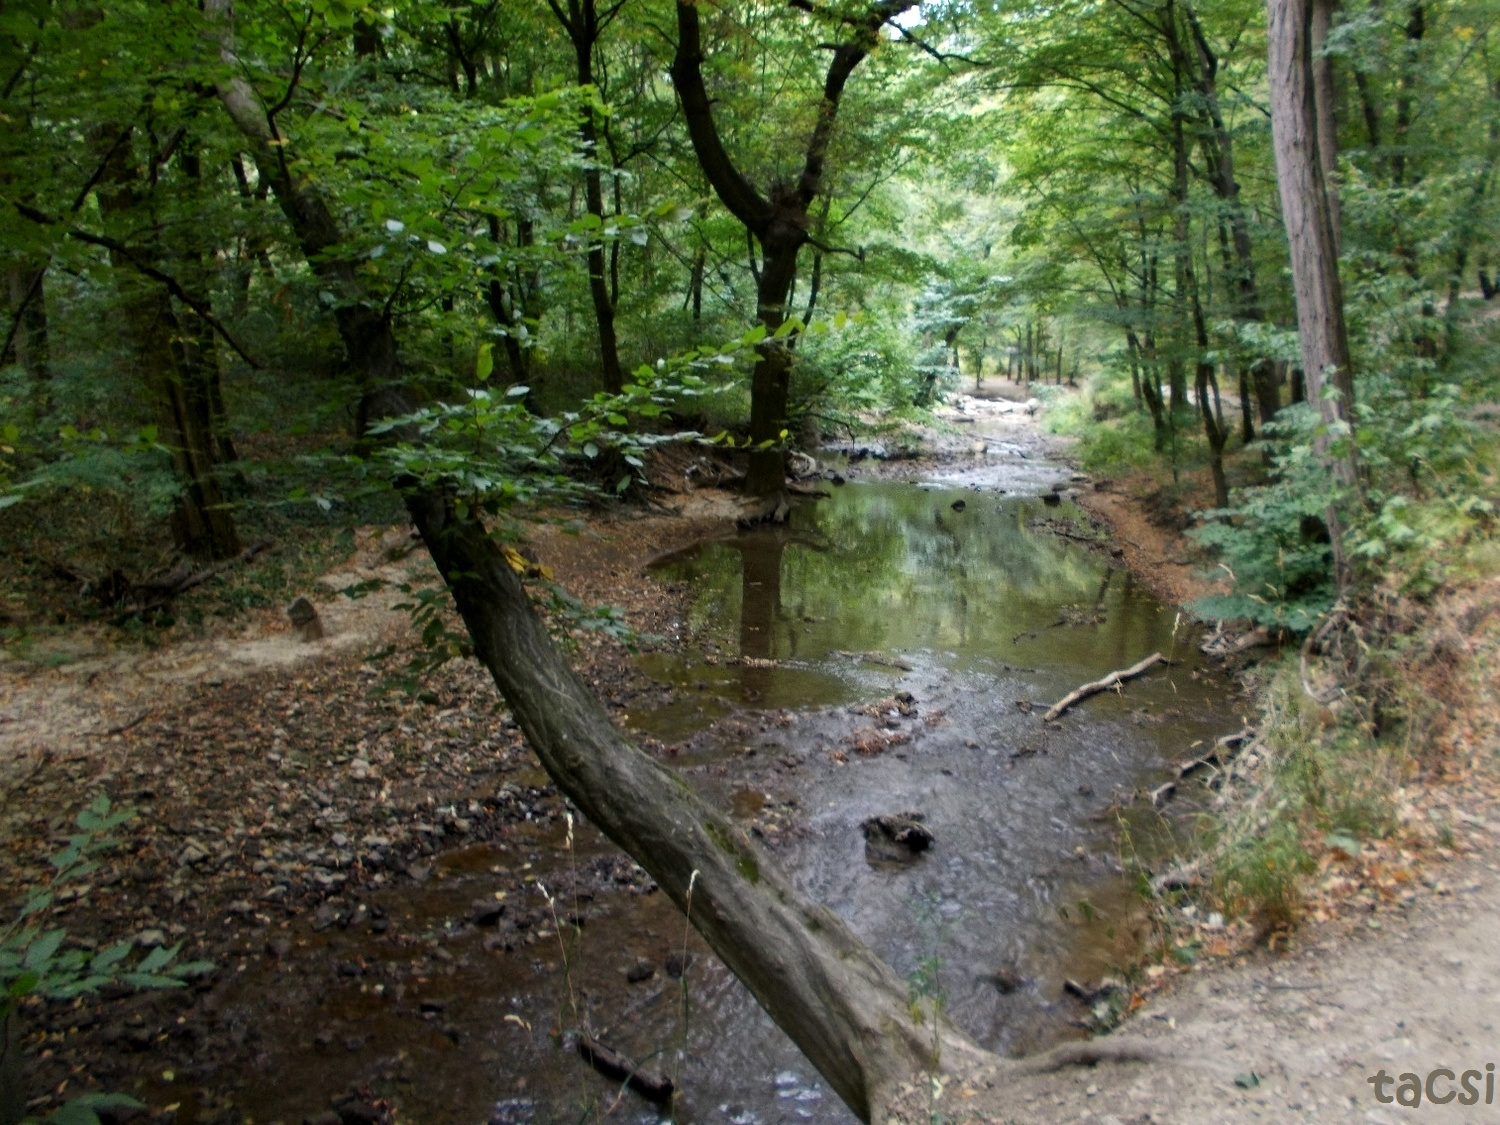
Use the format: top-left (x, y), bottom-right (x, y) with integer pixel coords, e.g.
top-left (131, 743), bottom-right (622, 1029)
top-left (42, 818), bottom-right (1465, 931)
top-left (576, 1034), bottom-right (675, 1103)
top-left (1043, 652), bottom-right (1166, 722)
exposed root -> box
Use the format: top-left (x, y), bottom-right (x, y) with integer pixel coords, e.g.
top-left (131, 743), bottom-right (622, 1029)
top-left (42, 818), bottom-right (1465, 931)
top-left (736, 491), bottom-right (795, 526)
top-left (1015, 1037), bottom-right (1167, 1072)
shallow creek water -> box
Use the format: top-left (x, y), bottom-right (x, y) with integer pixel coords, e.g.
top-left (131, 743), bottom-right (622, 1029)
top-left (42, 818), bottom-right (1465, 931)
top-left (224, 468), bottom-right (1240, 1125)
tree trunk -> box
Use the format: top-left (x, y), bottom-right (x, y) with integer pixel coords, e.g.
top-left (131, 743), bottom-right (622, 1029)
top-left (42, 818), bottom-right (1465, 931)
top-left (548, 0), bottom-right (625, 394)
top-left (1267, 0), bottom-right (1358, 585)
top-left (688, 246), bottom-right (706, 321)
top-left (1310, 0), bottom-right (1342, 250)
top-left (745, 237), bottom-right (802, 501)
top-left (4, 263), bottom-right (50, 398)
top-left (209, 48), bottom-right (1002, 1120)
top-left (99, 130), bottom-right (241, 561)
top-left (119, 284), bottom-right (243, 560)
top-left (1392, 2), bottom-right (1424, 188)
top-left (670, 0), bottom-right (913, 510)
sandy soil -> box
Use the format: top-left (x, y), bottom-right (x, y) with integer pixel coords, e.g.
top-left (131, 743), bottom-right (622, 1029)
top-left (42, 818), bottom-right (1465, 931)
top-left (976, 833), bottom-right (1500, 1123)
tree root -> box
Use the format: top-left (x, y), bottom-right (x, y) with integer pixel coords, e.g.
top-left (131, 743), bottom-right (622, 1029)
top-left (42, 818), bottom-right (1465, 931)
top-left (737, 491), bottom-right (795, 526)
top-left (1016, 1037), bottom-right (1167, 1072)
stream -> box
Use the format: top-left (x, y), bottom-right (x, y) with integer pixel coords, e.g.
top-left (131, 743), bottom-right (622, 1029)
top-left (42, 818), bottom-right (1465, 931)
top-left (223, 443), bottom-right (1240, 1125)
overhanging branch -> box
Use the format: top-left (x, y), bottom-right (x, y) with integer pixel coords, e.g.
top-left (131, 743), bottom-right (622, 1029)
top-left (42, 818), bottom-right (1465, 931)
top-left (11, 201), bottom-right (261, 370)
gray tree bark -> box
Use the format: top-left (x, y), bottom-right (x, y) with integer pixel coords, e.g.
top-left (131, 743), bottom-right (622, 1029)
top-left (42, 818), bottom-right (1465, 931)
top-left (1266, 0), bottom-right (1359, 585)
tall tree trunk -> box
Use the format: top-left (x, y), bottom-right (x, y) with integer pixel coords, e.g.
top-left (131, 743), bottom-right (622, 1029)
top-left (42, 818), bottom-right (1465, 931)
top-left (1184, 8), bottom-right (1274, 429)
top-left (485, 214), bottom-right (542, 411)
top-left (687, 246), bottom-right (706, 321)
top-left (1124, 326), bottom-right (1144, 410)
top-left (4, 262), bottom-right (50, 407)
top-left (547, 0), bottom-right (624, 394)
top-left (119, 284), bottom-right (243, 560)
top-left (1310, 0), bottom-right (1342, 249)
top-left (1267, 0), bottom-right (1359, 587)
top-left (1392, 2), bottom-right (1424, 189)
top-left (1442, 77), bottom-right (1500, 362)
top-left (671, 0), bottom-right (912, 512)
top-left (100, 131), bottom-right (241, 561)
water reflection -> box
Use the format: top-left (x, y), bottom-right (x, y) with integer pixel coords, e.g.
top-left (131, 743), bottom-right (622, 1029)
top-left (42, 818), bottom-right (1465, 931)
top-left (636, 484), bottom-right (1190, 736)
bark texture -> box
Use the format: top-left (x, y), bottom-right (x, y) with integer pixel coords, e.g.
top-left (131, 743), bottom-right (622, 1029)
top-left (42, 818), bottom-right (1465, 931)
top-left (1267, 0), bottom-right (1359, 585)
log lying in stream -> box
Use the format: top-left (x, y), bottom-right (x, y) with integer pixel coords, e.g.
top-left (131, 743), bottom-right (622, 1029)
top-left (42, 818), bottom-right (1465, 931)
top-left (1043, 653), bottom-right (1167, 722)
top-left (576, 1035), bottom-right (675, 1104)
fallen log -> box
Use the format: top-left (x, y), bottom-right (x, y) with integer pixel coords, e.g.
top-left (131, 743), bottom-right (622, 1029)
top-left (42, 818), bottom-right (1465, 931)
top-left (114, 538), bottom-right (273, 621)
top-left (576, 1035), bottom-right (675, 1104)
top-left (1043, 653), bottom-right (1166, 722)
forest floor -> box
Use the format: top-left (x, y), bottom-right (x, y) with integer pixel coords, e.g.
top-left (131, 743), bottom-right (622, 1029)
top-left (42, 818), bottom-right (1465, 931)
top-left (2, 387), bottom-right (1498, 1125)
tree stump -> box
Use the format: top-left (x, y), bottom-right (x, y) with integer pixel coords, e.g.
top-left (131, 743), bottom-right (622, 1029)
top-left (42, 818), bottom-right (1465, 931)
top-left (287, 596), bottom-right (324, 641)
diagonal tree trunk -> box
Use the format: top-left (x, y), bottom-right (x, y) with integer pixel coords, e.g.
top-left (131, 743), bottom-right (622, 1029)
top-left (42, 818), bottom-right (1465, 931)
top-left (206, 32), bottom-right (1003, 1118)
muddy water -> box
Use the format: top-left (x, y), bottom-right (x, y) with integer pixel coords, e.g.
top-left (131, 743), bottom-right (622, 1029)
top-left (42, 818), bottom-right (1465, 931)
top-left (220, 474), bottom-right (1238, 1125)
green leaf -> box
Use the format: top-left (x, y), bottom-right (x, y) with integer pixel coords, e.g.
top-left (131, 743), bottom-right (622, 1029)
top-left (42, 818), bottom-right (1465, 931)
top-left (475, 343), bottom-right (494, 383)
top-left (24, 930), bottom-right (66, 970)
top-left (90, 940), bottom-right (133, 973)
top-left (8, 970), bottom-right (38, 998)
top-left (136, 942), bottom-right (180, 974)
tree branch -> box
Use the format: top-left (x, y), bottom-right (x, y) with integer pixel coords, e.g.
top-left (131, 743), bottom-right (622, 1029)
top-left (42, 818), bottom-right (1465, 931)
top-left (0, 265), bottom-right (44, 366)
top-left (671, 1), bottom-right (774, 234)
top-left (11, 201), bottom-right (261, 369)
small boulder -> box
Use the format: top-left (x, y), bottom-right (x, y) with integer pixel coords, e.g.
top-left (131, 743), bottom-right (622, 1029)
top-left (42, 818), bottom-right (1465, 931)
top-left (861, 812), bottom-right (934, 857)
top-left (287, 596), bottom-right (324, 641)
top-left (989, 967), bottom-right (1024, 994)
top-left (468, 897), bottom-right (506, 927)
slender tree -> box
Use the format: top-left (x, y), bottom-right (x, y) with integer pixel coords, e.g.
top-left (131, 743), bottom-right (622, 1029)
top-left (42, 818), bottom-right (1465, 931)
top-left (1266, 0), bottom-right (1358, 583)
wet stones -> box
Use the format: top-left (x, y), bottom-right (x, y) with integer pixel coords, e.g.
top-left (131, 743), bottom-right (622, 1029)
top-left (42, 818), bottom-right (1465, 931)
top-left (861, 811), bottom-right (934, 860)
top-left (988, 967), bottom-right (1024, 994)
top-left (468, 896), bottom-right (506, 927)
top-left (488, 1100), bottom-right (535, 1125)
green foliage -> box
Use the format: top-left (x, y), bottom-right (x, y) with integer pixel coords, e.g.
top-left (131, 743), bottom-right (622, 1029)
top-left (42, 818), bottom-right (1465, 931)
top-left (1208, 658), bottom-right (1408, 931)
top-left (1, 798), bottom-right (214, 1007)
top-left (791, 311), bottom-right (918, 431)
top-left (1189, 407), bottom-right (1338, 631)
top-left (370, 328), bottom-right (778, 510)
top-left (1042, 381), bottom-right (1161, 474)
top-left (2, 798), bottom-right (214, 1125)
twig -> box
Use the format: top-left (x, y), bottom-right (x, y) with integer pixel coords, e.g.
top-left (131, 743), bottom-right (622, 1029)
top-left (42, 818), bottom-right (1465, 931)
top-left (103, 712), bottom-right (151, 736)
top-left (575, 1035), bottom-right (675, 1104)
top-left (9, 201), bottom-right (261, 369)
top-left (1043, 652), bottom-right (1166, 721)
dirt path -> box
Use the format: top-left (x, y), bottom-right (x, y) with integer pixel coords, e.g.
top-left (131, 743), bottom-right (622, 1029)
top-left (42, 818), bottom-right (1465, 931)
top-left (993, 832), bottom-right (1500, 1123)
